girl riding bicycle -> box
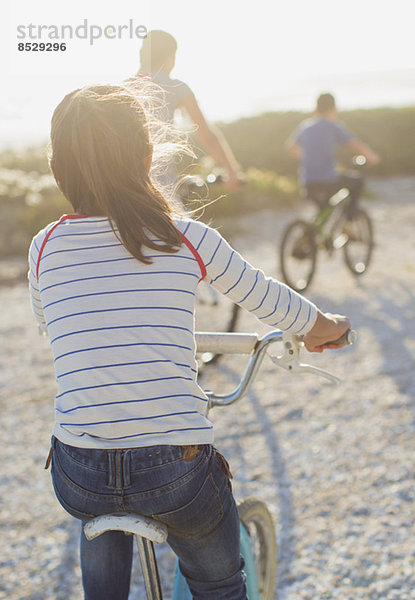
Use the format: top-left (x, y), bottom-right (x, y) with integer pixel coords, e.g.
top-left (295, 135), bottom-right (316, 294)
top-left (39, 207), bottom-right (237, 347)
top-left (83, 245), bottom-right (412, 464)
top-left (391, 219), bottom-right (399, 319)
top-left (28, 83), bottom-right (350, 600)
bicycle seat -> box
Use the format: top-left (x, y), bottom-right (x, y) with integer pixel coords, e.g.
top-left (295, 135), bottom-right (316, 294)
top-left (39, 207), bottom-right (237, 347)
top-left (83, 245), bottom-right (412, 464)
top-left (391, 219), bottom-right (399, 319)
top-left (84, 513), bottom-right (168, 544)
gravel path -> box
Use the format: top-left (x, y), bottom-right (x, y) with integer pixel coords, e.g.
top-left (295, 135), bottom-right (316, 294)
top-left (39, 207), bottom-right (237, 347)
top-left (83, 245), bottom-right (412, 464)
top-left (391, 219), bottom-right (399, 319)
top-left (1, 177), bottom-right (414, 599)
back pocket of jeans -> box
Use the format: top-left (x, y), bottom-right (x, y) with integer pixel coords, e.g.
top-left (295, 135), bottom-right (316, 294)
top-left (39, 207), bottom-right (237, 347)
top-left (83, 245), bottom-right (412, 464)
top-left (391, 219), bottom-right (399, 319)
top-left (154, 473), bottom-right (223, 540)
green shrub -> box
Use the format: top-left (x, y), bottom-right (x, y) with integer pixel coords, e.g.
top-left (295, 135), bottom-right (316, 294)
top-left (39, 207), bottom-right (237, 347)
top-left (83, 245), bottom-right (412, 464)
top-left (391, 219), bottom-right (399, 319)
top-left (0, 165), bottom-right (70, 258)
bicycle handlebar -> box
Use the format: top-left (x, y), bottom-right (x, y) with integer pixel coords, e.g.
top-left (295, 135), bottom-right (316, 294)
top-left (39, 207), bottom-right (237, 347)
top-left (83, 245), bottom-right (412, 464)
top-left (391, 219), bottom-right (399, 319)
top-left (195, 329), bottom-right (356, 409)
top-left (196, 332), bottom-right (259, 355)
top-left (323, 329), bottom-right (357, 346)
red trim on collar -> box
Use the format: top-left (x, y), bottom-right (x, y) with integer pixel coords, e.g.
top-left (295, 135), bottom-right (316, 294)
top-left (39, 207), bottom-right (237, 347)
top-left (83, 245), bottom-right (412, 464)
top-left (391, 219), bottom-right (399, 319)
top-left (178, 232), bottom-right (207, 282)
top-left (36, 214), bottom-right (88, 281)
top-left (36, 216), bottom-right (208, 285)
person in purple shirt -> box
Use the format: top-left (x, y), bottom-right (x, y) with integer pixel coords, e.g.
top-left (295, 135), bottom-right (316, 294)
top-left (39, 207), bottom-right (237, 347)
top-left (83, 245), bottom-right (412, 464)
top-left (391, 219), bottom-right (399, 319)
top-left (286, 93), bottom-right (380, 219)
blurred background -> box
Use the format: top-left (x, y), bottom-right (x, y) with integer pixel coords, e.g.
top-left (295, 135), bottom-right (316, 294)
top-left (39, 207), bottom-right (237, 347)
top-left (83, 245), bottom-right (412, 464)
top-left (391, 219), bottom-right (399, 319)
top-left (1, 0), bottom-right (414, 260)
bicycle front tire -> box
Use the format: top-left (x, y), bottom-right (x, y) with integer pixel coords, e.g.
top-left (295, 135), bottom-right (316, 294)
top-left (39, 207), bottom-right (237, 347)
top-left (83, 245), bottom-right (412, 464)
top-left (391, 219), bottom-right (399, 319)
top-left (280, 219), bottom-right (317, 292)
top-left (238, 497), bottom-right (277, 600)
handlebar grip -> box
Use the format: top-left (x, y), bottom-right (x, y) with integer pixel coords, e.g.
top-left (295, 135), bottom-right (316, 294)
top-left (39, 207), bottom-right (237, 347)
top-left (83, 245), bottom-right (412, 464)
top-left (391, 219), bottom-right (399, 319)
top-left (196, 332), bottom-right (259, 354)
top-left (328, 329), bottom-right (357, 346)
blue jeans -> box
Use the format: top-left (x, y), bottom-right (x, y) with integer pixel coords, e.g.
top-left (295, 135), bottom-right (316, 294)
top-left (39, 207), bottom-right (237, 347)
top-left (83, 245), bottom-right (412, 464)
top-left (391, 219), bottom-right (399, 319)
top-left (306, 171), bottom-right (364, 219)
top-left (50, 438), bottom-right (247, 600)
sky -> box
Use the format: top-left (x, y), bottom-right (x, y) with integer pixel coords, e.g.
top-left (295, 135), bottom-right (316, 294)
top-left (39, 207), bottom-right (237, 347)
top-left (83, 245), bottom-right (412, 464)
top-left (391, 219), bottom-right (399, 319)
top-left (2, 0), bottom-right (415, 149)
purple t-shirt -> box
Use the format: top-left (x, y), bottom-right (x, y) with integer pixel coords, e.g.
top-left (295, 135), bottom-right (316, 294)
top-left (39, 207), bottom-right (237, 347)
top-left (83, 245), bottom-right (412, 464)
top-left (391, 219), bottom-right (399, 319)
top-left (292, 117), bottom-right (353, 183)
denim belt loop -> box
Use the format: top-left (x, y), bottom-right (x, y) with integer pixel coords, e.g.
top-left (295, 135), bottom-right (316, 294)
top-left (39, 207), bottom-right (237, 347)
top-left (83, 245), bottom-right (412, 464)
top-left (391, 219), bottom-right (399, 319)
top-left (123, 450), bottom-right (131, 488)
top-left (107, 451), bottom-right (116, 488)
top-left (44, 436), bottom-right (57, 470)
top-left (107, 450), bottom-right (131, 489)
top-left (115, 451), bottom-right (123, 490)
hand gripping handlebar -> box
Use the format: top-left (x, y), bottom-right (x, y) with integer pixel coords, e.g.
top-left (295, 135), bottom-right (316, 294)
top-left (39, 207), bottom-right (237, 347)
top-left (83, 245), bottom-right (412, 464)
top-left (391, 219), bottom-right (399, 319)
top-left (267, 333), bottom-right (352, 385)
top-left (195, 329), bottom-right (357, 407)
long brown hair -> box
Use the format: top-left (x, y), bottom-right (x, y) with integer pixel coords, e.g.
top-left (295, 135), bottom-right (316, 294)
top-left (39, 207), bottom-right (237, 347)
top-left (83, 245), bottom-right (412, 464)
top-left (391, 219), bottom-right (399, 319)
top-left (49, 83), bottom-right (183, 263)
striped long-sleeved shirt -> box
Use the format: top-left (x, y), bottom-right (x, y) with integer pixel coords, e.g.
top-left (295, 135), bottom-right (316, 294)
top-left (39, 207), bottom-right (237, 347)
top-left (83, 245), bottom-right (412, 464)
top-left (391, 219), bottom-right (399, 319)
top-left (28, 214), bottom-right (317, 449)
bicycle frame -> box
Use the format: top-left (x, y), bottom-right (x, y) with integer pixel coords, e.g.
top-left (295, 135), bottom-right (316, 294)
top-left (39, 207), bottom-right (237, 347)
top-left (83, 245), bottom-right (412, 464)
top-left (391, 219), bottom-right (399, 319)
top-left (313, 187), bottom-right (350, 240)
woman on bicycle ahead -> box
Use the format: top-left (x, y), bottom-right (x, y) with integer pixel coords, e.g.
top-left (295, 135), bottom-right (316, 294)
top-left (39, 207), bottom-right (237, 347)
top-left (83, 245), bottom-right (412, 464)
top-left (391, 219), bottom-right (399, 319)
top-left (29, 83), bottom-right (350, 600)
top-left (129, 29), bottom-right (242, 193)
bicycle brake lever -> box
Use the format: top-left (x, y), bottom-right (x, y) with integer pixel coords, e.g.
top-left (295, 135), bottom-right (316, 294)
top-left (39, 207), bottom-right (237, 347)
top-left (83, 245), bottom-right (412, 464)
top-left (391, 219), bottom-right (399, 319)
top-left (288, 363), bottom-right (341, 384)
top-left (267, 333), bottom-right (341, 384)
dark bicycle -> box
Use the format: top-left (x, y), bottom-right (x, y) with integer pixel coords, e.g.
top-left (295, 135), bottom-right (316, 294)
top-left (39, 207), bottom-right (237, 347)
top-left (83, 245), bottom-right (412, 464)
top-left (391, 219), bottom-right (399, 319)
top-left (279, 156), bottom-right (374, 292)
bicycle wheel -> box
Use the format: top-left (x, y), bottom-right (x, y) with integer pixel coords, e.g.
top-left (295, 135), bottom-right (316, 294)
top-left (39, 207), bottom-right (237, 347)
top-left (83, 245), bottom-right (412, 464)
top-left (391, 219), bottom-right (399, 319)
top-left (238, 497), bottom-right (277, 600)
top-left (343, 209), bottom-right (374, 276)
top-left (195, 283), bottom-right (240, 365)
top-left (280, 220), bottom-right (317, 292)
